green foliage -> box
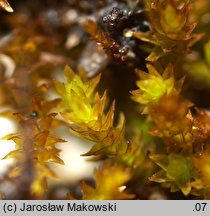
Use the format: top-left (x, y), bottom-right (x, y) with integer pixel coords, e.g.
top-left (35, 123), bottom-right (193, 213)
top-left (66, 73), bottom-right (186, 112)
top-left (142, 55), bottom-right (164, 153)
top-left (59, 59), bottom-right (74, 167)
top-left (67, 162), bottom-right (134, 200)
top-left (131, 63), bottom-right (177, 104)
top-left (150, 154), bottom-right (194, 195)
top-left (134, 0), bottom-right (201, 61)
top-left (55, 66), bottom-right (127, 157)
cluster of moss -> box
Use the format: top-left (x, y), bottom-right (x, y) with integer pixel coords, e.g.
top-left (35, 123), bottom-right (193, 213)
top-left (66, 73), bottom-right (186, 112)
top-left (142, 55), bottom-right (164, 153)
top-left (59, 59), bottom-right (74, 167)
top-left (0, 0), bottom-right (210, 200)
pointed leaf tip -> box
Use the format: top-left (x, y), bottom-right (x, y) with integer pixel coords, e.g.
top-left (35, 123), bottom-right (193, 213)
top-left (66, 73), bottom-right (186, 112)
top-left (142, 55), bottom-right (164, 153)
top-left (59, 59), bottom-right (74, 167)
top-left (0, 0), bottom-right (13, 12)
